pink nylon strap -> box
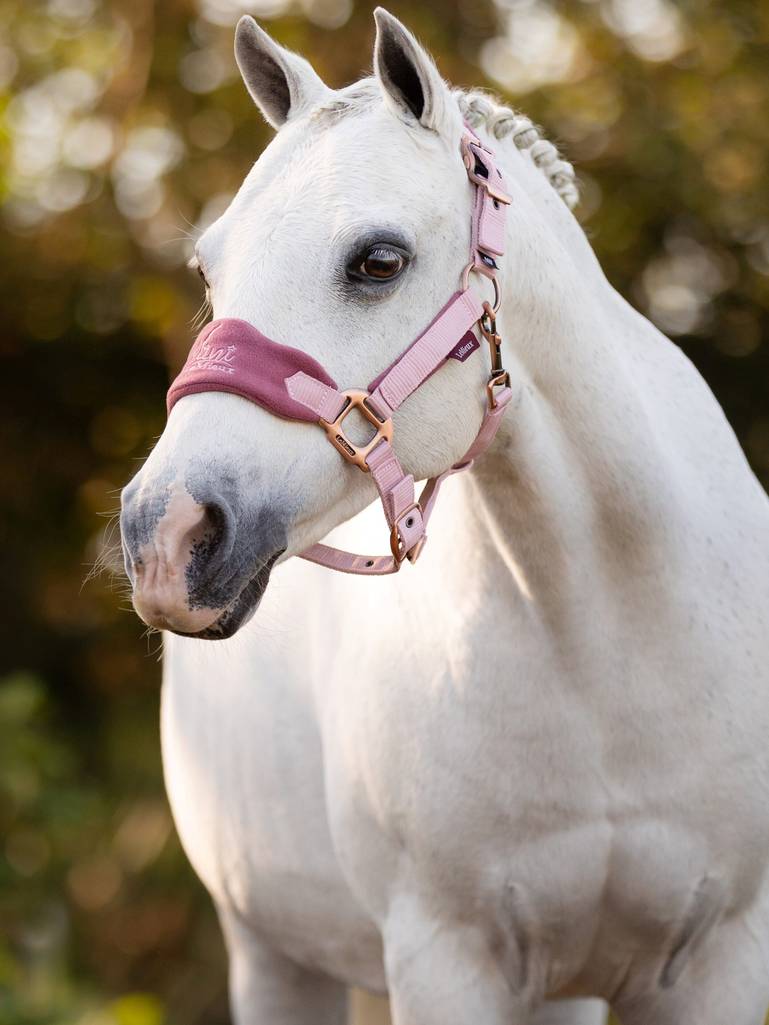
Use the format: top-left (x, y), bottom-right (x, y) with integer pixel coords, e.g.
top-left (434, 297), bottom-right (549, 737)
top-left (286, 289), bottom-right (484, 423)
top-left (367, 290), bottom-right (484, 420)
top-left (285, 371), bottom-right (345, 423)
top-left (461, 130), bottom-right (510, 276)
top-left (300, 385), bottom-right (513, 575)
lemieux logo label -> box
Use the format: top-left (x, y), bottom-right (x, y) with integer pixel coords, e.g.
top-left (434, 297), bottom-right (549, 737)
top-left (189, 336), bottom-right (237, 374)
top-left (447, 330), bottom-right (480, 363)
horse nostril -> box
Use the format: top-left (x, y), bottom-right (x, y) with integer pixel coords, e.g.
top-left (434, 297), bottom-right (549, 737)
top-left (188, 498), bottom-right (234, 570)
top-left (118, 478), bottom-right (250, 634)
top-left (203, 501), bottom-right (227, 545)
top-left (189, 498), bottom-right (225, 549)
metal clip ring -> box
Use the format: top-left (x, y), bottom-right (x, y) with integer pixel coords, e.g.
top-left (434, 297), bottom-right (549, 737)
top-left (461, 261), bottom-right (502, 315)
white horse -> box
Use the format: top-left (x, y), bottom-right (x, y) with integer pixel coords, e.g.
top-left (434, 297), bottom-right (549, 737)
top-left (120, 10), bottom-right (769, 1025)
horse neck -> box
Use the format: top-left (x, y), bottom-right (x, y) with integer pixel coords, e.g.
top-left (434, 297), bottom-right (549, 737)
top-left (465, 126), bottom-right (685, 614)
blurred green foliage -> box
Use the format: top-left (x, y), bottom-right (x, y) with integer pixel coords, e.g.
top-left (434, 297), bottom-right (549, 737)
top-left (0, 0), bottom-right (767, 1022)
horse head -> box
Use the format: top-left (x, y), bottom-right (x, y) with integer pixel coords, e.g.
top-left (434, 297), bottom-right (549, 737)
top-left (120, 10), bottom-right (507, 638)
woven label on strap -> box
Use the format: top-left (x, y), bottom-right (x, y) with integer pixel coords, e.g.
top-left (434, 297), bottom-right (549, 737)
top-left (447, 331), bottom-right (480, 362)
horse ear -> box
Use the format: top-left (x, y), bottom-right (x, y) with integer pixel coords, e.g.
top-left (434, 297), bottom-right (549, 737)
top-left (373, 8), bottom-right (449, 132)
top-left (234, 16), bottom-right (329, 129)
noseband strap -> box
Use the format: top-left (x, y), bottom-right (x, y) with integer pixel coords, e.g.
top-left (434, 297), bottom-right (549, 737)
top-left (167, 126), bottom-right (513, 576)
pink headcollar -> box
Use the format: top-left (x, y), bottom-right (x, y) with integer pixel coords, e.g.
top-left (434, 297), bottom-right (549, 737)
top-left (167, 128), bottom-right (513, 576)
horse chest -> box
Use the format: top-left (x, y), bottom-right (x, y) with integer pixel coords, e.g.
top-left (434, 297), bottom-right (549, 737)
top-left (162, 509), bottom-right (769, 993)
top-left (314, 555), bottom-right (769, 973)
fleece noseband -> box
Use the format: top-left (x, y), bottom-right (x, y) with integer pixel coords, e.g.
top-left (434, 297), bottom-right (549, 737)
top-left (167, 128), bottom-right (513, 576)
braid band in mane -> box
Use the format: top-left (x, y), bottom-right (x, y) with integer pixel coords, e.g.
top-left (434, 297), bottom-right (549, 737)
top-left (455, 90), bottom-right (579, 209)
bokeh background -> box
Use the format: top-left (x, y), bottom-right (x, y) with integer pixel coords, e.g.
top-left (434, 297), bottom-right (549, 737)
top-left (1, 0), bottom-right (768, 1023)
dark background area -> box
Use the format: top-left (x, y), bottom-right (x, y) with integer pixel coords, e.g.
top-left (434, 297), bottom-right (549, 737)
top-left (1, 1), bottom-right (767, 1022)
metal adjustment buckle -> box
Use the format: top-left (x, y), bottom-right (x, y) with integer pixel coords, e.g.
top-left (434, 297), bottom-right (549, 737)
top-left (320, 389), bottom-right (393, 472)
top-left (389, 502), bottom-right (426, 565)
top-left (486, 369), bottom-right (511, 410)
top-left (460, 136), bottom-right (512, 206)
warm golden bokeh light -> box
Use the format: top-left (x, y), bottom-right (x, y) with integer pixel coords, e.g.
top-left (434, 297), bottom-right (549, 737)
top-left (1, 1), bottom-right (767, 1023)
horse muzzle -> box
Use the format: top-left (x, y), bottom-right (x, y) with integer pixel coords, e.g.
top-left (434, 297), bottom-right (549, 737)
top-left (120, 476), bottom-right (284, 639)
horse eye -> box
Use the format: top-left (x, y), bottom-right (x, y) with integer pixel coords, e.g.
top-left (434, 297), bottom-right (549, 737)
top-left (359, 247), bottom-right (405, 281)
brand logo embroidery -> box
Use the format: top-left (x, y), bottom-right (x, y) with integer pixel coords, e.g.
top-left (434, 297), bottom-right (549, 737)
top-left (447, 331), bottom-right (480, 363)
top-left (189, 339), bottom-right (237, 374)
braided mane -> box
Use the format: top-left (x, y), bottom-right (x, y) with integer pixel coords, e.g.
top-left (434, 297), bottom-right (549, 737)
top-left (455, 90), bottom-right (579, 210)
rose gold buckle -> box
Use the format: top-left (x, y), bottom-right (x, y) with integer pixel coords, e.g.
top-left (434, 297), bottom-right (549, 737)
top-left (406, 535), bottom-right (427, 564)
top-left (320, 389), bottom-right (393, 472)
top-left (389, 502), bottom-right (425, 564)
top-left (461, 136), bottom-right (512, 205)
top-left (487, 370), bottom-right (511, 410)
top-left (485, 181), bottom-right (512, 205)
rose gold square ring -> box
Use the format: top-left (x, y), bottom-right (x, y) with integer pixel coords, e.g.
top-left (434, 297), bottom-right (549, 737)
top-left (320, 389), bottom-right (393, 471)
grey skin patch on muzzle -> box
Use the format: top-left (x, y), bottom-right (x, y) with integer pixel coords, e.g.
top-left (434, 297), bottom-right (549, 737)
top-left (121, 459), bottom-right (294, 640)
top-left (179, 466), bottom-right (292, 638)
top-left (186, 550), bottom-right (283, 640)
top-left (120, 467), bottom-right (175, 582)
